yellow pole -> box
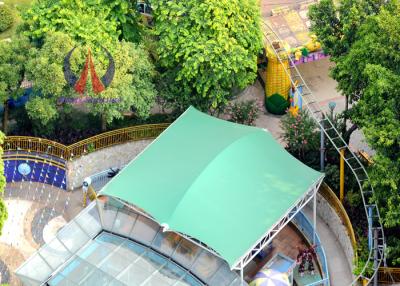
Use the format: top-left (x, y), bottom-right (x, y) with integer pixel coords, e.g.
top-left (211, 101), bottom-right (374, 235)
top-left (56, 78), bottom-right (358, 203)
top-left (340, 148), bottom-right (345, 203)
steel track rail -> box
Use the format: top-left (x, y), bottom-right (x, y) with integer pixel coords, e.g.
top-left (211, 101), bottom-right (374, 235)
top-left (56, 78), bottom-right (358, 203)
top-left (261, 21), bottom-right (385, 285)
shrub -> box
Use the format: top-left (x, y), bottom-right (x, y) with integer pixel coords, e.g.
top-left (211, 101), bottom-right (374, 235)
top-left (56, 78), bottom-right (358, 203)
top-left (265, 93), bottom-right (289, 115)
top-left (0, 5), bottom-right (14, 32)
top-left (227, 100), bottom-right (261, 126)
top-left (280, 109), bottom-right (319, 160)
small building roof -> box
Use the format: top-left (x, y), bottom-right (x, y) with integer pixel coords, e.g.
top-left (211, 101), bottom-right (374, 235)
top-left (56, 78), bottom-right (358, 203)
top-left (101, 107), bottom-right (323, 268)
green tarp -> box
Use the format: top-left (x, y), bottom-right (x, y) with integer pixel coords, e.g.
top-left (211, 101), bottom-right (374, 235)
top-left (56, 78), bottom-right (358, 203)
top-left (101, 106), bottom-right (323, 268)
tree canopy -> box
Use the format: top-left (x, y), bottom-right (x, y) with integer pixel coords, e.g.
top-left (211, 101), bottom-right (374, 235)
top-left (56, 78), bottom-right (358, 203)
top-left (152, 0), bottom-right (263, 112)
top-left (25, 32), bottom-right (156, 132)
top-left (21, 0), bottom-right (143, 45)
top-left (310, 0), bottom-right (400, 265)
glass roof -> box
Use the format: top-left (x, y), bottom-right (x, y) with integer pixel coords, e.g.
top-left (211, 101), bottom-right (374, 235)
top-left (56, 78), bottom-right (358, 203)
top-left (16, 199), bottom-right (245, 286)
top-left (48, 232), bottom-right (204, 286)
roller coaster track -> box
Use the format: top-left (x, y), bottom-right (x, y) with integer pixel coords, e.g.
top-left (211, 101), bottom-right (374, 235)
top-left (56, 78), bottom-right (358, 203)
top-left (262, 22), bottom-right (385, 285)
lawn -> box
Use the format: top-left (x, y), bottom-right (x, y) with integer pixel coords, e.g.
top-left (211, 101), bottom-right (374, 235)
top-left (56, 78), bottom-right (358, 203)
top-left (0, 0), bottom-right (32, 40)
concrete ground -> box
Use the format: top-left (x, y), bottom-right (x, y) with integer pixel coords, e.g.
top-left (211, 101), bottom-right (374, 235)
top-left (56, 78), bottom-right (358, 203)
top-left (239, 57), bottom-right (371, 153)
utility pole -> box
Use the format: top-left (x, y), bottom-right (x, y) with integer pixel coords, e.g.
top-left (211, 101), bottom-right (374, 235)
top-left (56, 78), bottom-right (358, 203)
top-left (320, 116), bottom-right (325, 172)
top-left (373, 228), bottom-right (378, 286)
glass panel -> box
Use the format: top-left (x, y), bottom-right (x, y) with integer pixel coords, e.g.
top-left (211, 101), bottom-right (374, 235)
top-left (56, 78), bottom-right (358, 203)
top-left (38, 237), bottom-right (71, 270)
top-left (57, 221), bottom-right (90, 253)
top-left (152, 231), bottom-right (181, 257)
top-left (179, 273), bottom-right (203, 286)
top-left (143, 274), bottom-right (170, 286)
top-left (16, 274), bottom-right (42, 286)
top-left (99, 248), bottom-right (131, 277)
top-left (49, 273), bottom-right (78, 286)
top-left (57, 256), bottom-right (95, 284)
top-left (100, 204), bottom-right (119, 231)
top-left (129, 215), bottom-right (159, 245)
top-left (112, 209), bottom-right (137, 237)
top-left (79, 266), bottom-right (115, 285)
top-left (76, 240), bottom-right (109, 266)
top-left (172, 239), bottom-right (201, 268)
top-left (190, 250), bottom-right (222, 283)
top-left (16, 252), bottom-right (53, 282)
top-left (207, 263), bottom-right (236, 285)
top-left (158, 261), bottom-right (186, 281)
top-left (229, 277), bottom-right (244, 286)
top-left (143, 250), bottom-right (168, 271)
top-left (75, 204), bottom-right (102, 237)
top-left (117, 240), bottom-right (146, 262)
top-left (96, 232), bottom-right (125, 250)
top-left (118, 263), bottom-right (153, 285)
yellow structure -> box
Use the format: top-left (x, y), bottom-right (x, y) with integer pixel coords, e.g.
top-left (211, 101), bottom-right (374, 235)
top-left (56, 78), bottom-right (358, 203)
top-left (340, 148), bottom-right (345, 202)
top-left (265, 41), bottom-right (291, 99)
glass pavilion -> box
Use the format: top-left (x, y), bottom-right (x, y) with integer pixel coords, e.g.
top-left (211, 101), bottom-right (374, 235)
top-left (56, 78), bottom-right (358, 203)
top-left (16, 107), bottom-right (324, 286)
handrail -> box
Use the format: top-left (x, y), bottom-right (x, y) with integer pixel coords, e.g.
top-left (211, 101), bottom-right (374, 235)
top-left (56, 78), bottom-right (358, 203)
top-left (262, 21), bottom-right (385, 285)
top-left (319, 183), bottom-right (357, 251)
top-left (378, 267), bottom-right (400, 284)
top-left (292, 211), bottom-right (330, 285)
top-left (2, 123), bottom-right (169, 160)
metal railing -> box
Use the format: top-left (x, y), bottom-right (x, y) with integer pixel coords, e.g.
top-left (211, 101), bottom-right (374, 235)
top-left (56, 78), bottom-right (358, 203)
top-left (319, 183), bottom-right (357, 251)
top-left (3, 123), bottom-right (169, 161)
top-left (292, 211), bottom-right (330, 286)
top-left (88, 166), bottom-right (126, 192)
top-left (262, 22), bottom-right (385, 285)
top-left (378, 267), bottom-right (400, 284)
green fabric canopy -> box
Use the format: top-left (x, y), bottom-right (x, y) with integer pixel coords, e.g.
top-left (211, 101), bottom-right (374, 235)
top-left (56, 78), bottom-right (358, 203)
top-left (101, 106), bottom-right (323, 268)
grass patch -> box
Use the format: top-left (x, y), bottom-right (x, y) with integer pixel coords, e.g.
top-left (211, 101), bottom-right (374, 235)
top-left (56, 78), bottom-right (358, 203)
top-left (0, 0), bottom-right (32, 40)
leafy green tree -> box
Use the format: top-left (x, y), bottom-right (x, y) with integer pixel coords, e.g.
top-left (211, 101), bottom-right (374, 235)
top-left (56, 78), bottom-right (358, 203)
top-left (0, 36), bottom-right (31, 133)
top-left (308, 0), bottom-right (384, 135)
top-left (0, 5), bottom-right (14, 32)
top-left (26, 32), bottom-right (156, 131)
top-left (311, 0), bottom-right (400, 265)
top-left (87, 41), bottom-right (157, 130)
top-left (21, 0), bottom-right (144, 46)
top-left (0, 131), bottom-right (7, 235)
top-left (152, 0), bottom-right (263, 112)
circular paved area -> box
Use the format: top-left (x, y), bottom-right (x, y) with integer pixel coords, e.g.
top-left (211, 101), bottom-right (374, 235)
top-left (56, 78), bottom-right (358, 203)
top-left (0, 182), bottom-right (83, 285)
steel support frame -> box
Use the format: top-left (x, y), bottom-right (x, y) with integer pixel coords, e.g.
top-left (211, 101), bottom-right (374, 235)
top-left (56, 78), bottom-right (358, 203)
top-left (232, 177), bottom-right (324, 271)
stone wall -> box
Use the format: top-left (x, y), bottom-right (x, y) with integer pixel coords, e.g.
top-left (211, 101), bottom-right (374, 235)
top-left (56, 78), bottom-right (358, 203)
top-left (66, 139), bottom-right (152, 190)
top-left (316, 192), bottom-right (355, 271)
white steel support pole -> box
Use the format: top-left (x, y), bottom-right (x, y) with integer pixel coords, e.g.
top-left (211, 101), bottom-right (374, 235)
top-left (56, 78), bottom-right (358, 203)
top-left (241, 261), bottom-right (244, 286)
top-left (313, 186), bottom-right (317, 244)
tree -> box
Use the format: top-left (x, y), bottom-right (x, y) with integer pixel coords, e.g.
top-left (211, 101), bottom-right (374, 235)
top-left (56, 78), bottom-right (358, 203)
top-left (21, 0), bottom-right (144, 46)
top-left (87, 41), bottom-right (157, 130)
top-left (0, 132), bottom-right (7, 235)
top-left (0, 5), bottom-right (14, 32)
top-left (26, 32), bottom-right (156, 132)
top-left (308, 0), bottom-right (384, 136)
top-left (311, 0), bottom-right (400, 265)
top-left (152, 0), bottom-right (263, 112)
top-left (0, 36), bottom-right (31, 133)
